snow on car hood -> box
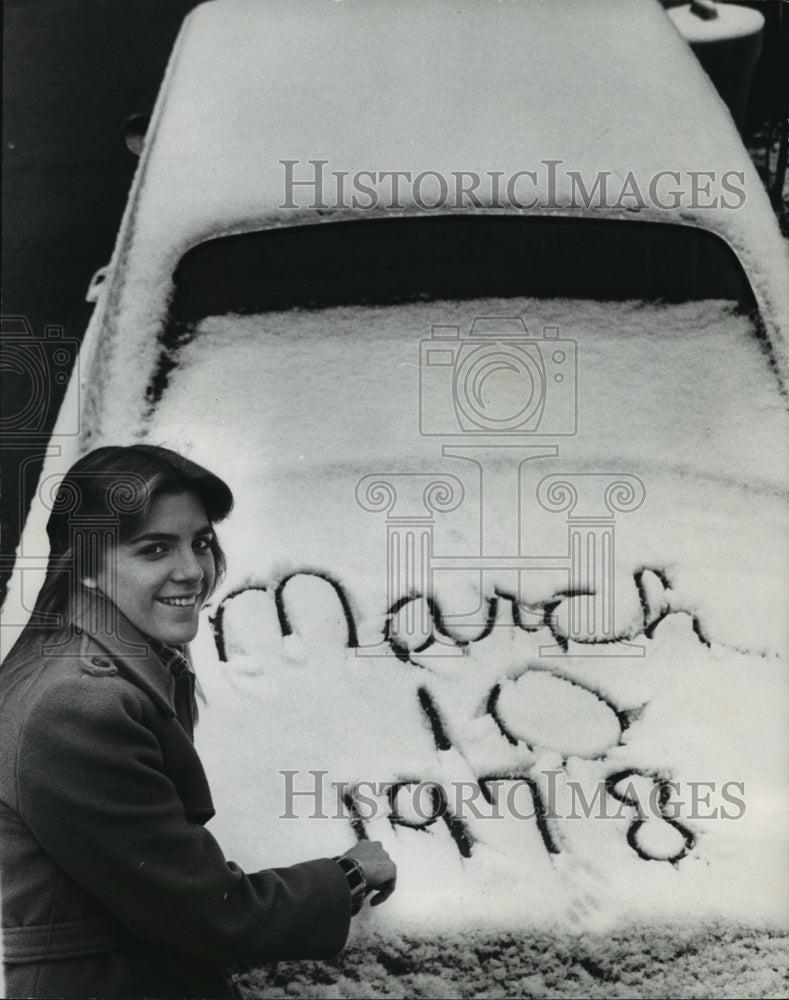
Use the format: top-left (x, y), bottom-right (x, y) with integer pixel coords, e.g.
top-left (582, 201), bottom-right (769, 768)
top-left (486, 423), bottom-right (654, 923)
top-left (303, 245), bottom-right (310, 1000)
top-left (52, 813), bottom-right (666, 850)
top-left (137, 296), bottom-right (787, 933)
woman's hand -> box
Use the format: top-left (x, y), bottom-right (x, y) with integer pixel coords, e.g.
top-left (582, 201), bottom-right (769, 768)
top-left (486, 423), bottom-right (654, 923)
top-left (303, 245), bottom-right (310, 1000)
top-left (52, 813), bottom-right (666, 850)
top-left (342, 841), bottom-right (397, 906)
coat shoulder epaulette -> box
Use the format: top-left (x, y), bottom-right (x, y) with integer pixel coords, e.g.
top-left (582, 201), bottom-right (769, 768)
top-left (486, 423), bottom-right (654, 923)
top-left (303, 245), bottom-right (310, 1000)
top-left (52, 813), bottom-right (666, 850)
top-left (75, 630), bottom-right (119, 677)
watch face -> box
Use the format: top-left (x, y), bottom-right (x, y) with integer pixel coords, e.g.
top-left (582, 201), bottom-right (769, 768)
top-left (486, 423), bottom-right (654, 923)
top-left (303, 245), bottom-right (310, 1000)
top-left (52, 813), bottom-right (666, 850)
top-left (347, 861), bottom-right (365, 890)
top-left (338, 857), bottom-right (364, 887)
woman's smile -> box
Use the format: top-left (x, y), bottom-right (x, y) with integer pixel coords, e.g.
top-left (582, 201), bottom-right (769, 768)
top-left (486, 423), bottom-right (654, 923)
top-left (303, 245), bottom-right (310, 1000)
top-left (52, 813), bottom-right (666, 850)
top-left (156, 594), bottom-right (201, 608)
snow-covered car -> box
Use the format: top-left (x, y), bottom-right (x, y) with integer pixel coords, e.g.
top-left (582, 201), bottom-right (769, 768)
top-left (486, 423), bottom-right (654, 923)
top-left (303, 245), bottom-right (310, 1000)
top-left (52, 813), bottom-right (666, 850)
top-left (5, 0), bottom-right (789, 992)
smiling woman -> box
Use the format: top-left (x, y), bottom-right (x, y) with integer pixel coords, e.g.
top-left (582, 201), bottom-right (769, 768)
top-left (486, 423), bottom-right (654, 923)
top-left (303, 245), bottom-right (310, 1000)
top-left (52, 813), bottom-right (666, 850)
top-left (0, 445), bottom-right (396, 1000)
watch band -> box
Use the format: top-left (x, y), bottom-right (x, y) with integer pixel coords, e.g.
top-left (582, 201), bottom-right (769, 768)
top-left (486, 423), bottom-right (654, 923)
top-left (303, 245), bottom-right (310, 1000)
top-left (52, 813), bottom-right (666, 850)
top-left (334, 855), bottom-right (367, 915)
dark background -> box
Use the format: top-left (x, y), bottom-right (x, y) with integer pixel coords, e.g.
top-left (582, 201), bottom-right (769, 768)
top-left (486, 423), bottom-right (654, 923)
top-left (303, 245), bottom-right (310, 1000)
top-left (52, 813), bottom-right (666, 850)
top-left (1, 0), bottom-right (201, 603)
top-left (1, 0), bottom-right (787, 607)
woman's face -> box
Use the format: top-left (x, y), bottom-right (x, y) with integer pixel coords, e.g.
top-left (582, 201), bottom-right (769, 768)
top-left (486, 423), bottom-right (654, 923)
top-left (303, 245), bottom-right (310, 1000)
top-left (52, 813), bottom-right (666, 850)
top-left (93, 490), bottom-right (217, 645)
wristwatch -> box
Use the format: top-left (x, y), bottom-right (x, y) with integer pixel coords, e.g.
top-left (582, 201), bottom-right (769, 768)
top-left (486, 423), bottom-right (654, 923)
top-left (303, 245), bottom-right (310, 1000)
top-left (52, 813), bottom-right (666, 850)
top-left (334, 855), bottom-right (367, 915)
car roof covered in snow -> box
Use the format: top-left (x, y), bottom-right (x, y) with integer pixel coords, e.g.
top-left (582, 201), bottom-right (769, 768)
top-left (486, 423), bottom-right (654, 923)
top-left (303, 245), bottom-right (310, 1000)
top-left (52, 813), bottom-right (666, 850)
top-left (84, 0), bottom-right (787, 437)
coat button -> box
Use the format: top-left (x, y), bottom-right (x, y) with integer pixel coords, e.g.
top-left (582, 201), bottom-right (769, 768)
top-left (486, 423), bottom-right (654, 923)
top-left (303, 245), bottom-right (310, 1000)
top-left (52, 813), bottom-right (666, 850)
top-left (82, 656), bottom-right (117, 677)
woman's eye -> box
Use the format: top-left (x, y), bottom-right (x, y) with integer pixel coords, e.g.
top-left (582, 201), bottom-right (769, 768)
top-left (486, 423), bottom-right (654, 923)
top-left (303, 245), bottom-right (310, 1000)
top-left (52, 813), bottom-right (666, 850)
top-left (140, 543), bottom-right (167, 557)
top-left (194, 537), bottom-right (213, 553)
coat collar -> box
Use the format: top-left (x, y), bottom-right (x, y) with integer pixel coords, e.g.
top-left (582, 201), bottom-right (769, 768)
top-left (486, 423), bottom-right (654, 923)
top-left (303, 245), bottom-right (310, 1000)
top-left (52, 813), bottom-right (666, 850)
top-left (70, 590), bottom-right (177, 719)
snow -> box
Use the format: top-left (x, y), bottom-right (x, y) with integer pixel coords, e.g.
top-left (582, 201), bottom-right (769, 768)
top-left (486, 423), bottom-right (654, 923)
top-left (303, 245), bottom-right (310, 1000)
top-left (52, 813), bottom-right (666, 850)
top-left (77, 0), bottom-right (789, 448)
top-left (240, 923), bottom-right (789, 998)
top-left (495, 672), bottom-right (622, 757)
top-left (124, 294), bottom-right (789, 939)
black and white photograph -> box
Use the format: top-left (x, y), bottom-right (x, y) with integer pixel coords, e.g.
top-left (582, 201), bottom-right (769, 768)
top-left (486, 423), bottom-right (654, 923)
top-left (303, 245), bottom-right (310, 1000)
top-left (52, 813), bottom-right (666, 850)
top-left (2, 1), bottom-right (788, 997)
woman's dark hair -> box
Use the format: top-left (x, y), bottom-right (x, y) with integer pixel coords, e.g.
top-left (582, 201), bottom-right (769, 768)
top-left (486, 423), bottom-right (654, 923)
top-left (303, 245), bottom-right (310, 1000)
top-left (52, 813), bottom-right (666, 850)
top-left (29, 444), bottom-right (233, 631)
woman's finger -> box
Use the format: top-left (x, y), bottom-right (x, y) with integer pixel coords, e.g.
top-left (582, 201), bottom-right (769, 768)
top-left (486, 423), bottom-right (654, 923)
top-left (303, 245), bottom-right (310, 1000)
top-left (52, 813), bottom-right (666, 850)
top-left (369, 878), bottom-right (396, 906)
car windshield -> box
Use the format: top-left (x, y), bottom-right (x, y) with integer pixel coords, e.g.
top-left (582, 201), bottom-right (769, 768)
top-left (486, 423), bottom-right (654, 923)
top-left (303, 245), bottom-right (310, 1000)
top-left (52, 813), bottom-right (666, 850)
top-left (167, 216), bottom-right (755, 322)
